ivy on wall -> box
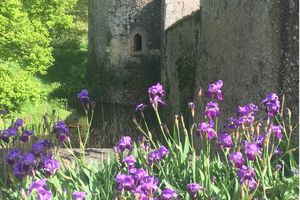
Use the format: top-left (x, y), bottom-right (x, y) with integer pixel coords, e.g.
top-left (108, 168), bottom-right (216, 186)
top-left (176, 52), bottom-right (197, 119)
top-left (123, 55), bottom-right (161, 103)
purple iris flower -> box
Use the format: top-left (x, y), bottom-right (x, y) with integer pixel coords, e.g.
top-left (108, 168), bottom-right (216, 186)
top-left (133, 168), bottom-right (148, 182)
top-left (227, 113), bottom-right (255, 128)
top-left (58, 134), bottom-right (69, 143)
top-left (237, 165), bottom-right (257, 192)
top-left (13, 153), bottom-right (36, 179)
top-left (54, 121), bottom-right (69, 134)
top-left (148, 83), bottom-right (165, 107)
top-left (133, 188), bottom-right (149, 200)
top-left (14, 118), bottom-right (24, 128)
top-left (123, 155), bottom-right (136, 171)
top-left (274, 147), bottom-right (281, 157)
top-left (136, 103), bottom-right (146, 112)
top-left (157, 146), bottom-right (169, 158)
top-left (196, 122), bottom-right (216, 139)
top-left (13, 163), bottom-right (24, 179)
top-left (161, 188), bottom-right (178, 200)
top-left (6, 148), bottom-right (22, 165)
top-left (73, 191), bottom-right (87, 200)
top-left (1, 127), bottom-right (18, 142)
top-left (31, 141), bottom-right (46, 156)
top-left (187, 183), bottom-right (202, 199)
top-left (40, 139), bottom-right (53, 149)
top-left (205, 102), bottom-right (220, 119)
top-left (226, 117), bottom-right (239, 129)
top-left (140, 176), bottom-right (159, 194)
top-left (206, 80), bottom-right (223, 101)
top-left (117, 136), bottom-right (133, 152)
top-left (27, 179), bottom-right (52, 200)
top-left (1, 120), bottom-right (22, 142)
top-left (20, 130), bottom-right (34, 142)
top-left (37, 189), bottom-right (52, 200)
top-left (245, 143), bottom-right (261, 161)
top-left (115, 174), bottom-right (135, 191)
top-left (229, 152), bottom-right (244, 168)
top-left (238, 103), bottom-right (258, 116)
top-left (3, 127), bottom-right (18, 138)
top-left (148, 151), bottom-right (160, 165)
top-left (218, 132), bottom-right (233, 148)
top-left (148, 83), bottom-right (164, 96)
top-left (28, 179), bottom-right (48, 194)
top-left (256, 134), bottom-right (265, 148)
top-left (238, 113), bottom-right (255, 126)
top-left (54, 120), bottom-right (69, 142)
top-left (245, 178), bottom-right (257, 193)
top-left (262, 93), bottom-right (280, 118)
top-left (0, 131), bottom-right (10, 143)
top-left (42, 155), bottom-right (59, 176)
top-left (270, 124), bottom-right (284, 140)
top-left (150, 96), bottom-right (165, 106)
top-left (20, 153), bottom-right (36, 166)
top-left (78, 89), bottom-right (90, 104)
top-left (228, 103), bottom-right (258, 129)
top-left (7, 127), bottom-right (18, 136)
top-left (237, 165), bottom-right (256, 181)
top-left (148, 146), bottom-right (169, 165)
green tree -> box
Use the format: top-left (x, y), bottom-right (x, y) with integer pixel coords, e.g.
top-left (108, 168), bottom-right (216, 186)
top-left (0, 0), bottom-right (81, 112)
top-left (21, 0), bottom-right (78, 48)
top-left (0, 0), bottom-right (53, 74)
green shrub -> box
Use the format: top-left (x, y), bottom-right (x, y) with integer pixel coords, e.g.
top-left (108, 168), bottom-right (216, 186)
top-left (0, 60), bottom-right (58, 112)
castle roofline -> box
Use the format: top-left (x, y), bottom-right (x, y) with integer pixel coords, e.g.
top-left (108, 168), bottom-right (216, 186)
top-left (165, 10), bottom-right (200, 32)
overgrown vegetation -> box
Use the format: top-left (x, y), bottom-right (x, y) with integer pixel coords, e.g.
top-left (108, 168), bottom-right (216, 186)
top-left (176, 52), bottom-right (197, 119)
top-left (0, 61), bottom-right (58, 112)
top-left (0, 0), bottom-right (88, 114)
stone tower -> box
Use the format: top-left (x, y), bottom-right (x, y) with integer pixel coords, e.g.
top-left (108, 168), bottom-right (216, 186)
top-left (88, 0), bottom-right (161, 104)
top-left (162, 0), bottom-right (200, 30)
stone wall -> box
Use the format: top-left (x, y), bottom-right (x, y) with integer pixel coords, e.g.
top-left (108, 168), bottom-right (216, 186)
top-left (88, 0), bottom-right (161, 105)
top-left (196, 0), bottom-right (298, 124)
top-left (88, 0), bottom-right (298, 146)
top-left (279, 0), bottom-right (299, 119)
top-left (163, 0), bottom-right (298, 128)
top-left (88, 0), bottom-right (162, 147)
top-left (163, 11), bottom-right (201, 118)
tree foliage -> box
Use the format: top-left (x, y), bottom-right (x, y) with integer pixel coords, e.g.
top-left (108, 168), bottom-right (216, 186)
top-left (0, 0), bottom-right (78, 75)
top-left (0, 0), bottom-right (81, 111)
top-left (0, 0), bottom-right (53, 74)
top-left (21, 0), bottom-right (78, 48)
top-left (0, 60), bottom-right (58, 112)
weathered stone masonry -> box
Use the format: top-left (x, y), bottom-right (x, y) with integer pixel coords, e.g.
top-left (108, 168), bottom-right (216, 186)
top-left (88, 0), bottom-right (162, 104)
top-left (88, 0), bottom-right (298, 144)
top-left (162, 0), bottom-right (298, 126)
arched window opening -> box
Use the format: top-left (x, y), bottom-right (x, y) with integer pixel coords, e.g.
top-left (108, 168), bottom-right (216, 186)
top-left (134, 34), bottom-right (142, 51)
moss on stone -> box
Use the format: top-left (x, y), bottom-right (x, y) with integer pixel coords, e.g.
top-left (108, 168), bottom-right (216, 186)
top-left (176, 51), bottom-right (197, 119)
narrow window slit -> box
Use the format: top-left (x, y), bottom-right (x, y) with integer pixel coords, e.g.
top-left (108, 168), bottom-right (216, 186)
top-left (134, 34), bottom-right (142, 51)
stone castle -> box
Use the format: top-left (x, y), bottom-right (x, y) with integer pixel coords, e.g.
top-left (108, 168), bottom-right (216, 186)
top-left (88, 0), bottom-right (200, 104)
top-left (88, 0), bottom-right (298, 128)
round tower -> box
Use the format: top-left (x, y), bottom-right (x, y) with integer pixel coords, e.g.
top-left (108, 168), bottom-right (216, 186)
top-left (88, 0), bottom-right (161, 104)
